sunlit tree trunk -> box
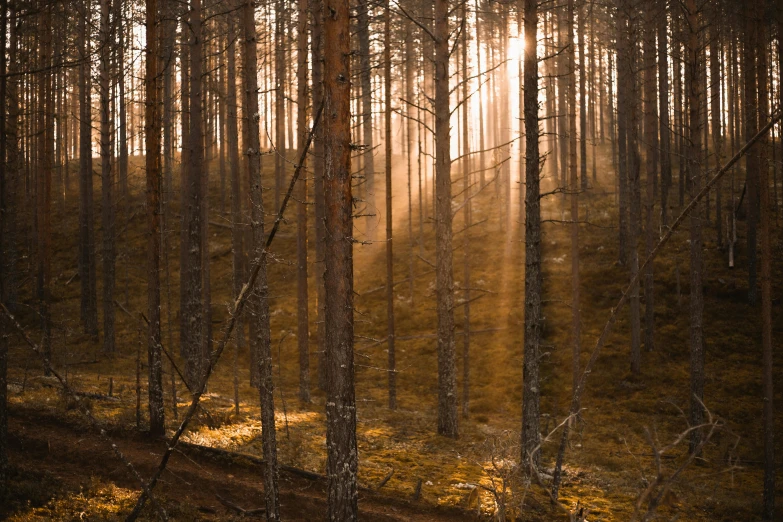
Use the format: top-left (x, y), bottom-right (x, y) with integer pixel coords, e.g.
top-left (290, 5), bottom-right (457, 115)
top-left (296, 0), bottom-right (311, 403)
top-left (461, 3), bottom-right (471, 418)
top-left (242, 0), bottom-right (280, 518)
top-left (358, 0), bottom-right (375, 233)
top-left (383, 0), bottom-right (396, 410)
top-left (434, 0), bottom-right (457, 439)
top-left (323, 0), bottom-right (358, 517)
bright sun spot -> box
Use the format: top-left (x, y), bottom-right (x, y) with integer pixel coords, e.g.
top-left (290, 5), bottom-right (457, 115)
top-left (508, 36), bottom-right (525, 61)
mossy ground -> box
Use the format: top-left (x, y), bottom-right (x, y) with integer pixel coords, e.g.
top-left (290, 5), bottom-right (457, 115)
top-left (4, 144), bottom-right (782, 520)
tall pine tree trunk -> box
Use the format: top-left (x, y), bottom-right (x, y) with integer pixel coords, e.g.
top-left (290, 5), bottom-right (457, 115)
top-left (521, 0), bottom-right (541, 468)
top-left (242, 0), bottom-right (280, 518)
top-left (99, 0), bottom-right (115, 354)
top-left (323, 0), bottom-right (358, 517)
top-left (145, 0), bottom-right (164, 438)
top-left (434, 0), bottom-right (457, 439)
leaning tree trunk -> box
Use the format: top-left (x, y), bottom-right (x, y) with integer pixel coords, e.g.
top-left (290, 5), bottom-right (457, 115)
top-left (242, 0), bottom-right (280, 518)
top-left (323, 0), bottom-right (359, 519)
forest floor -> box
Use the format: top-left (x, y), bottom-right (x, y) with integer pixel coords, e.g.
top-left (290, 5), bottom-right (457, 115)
top-left (3, 144), bottom-right (783, 520)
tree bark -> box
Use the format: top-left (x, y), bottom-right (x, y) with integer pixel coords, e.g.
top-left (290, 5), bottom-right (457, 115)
top-left (521, 0), bottom-right (541, 468)
top-left (242, 0), bottom-right (280, 518)
top-left (297, 0), bottom-right (311, 404)
top-left (684, 0), bottom-right (705, 454)
top-left (323, 0), bottom-right (358, 518)
top-left (78, 0), bottom-right (98, 337)
top-left (357, 0), bottom-right (375, 234)
top-left (383, 0), bottom-right (396, 410)
top-left (643, 3), bottom-right (657, 353)
top-left (99, 0), bottom-right (116, 354)
top-left (434, 0), bottom-right (457, 439)
top-left (145, 0), bottom-right (164, 438)
top-left (181, 0), bottom-right (205, 388)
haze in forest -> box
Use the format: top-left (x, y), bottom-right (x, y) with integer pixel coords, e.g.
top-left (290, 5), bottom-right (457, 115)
top-left (0, 0), bottom-right (780, 521)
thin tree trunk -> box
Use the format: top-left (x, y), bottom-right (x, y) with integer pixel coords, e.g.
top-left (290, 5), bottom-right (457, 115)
top-left (643, 4), bottom-right (657, 353)
top-left (78, 0), bottom-right (97, 337)
top-left (242, 0), bottom-right (280, 518)
top-left (461, 4), bottom-right (471, 418)
top-left (658, 0), bottom-right (671, 227)
top-left (383, 0), bottom-right (396, 410)
top-left (685, 0), bottom-right (705, 453)
top-left (521, 0), bottom-right (541, 468)
top-left (99, 0), bottom-right (115, 355)
top-left (311, 0), bottom-right (328, 392)
top-left (434, 0), bottom-right (457, 439)
top-left (145, 0), bottom-right (164, 438)
top-left (358, 0), bottom-right (375, 236)
top-left (226, 11), bottom-right (244, 415)
top-left (296, 0), bottom-right (310, 404)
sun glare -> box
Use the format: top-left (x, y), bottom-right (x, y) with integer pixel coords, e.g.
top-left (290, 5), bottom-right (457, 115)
top-left (508, 35), bottom-right (525, 61)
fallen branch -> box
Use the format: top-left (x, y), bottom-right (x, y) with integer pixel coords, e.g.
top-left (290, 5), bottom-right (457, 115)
top-left (216, 494), bottom-right (266, 516)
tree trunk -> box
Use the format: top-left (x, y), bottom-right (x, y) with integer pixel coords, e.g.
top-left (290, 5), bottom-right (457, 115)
top-left (0, 0), bottom-right (7, 493)
top-left (99, 0), bottom-right (115, 355)
top-left (358, 0), bottom-right (375, 235)
top-left (78, 0), bottom-right (98, 337)
top-left (461, 2), bottom-right (471, 418)
top-left (145, 0), bottom-right (164, 438)
top-left (383, 0), bottom-right (396, 410)
top-left (274, 0), bottom-right (286, 210)
top-left (242, 0), bottom-right (280, 518)
top-left (311, 0), bottom-right (328, 392)
top-left (296, 0), bottom-right (310, 404)
top-left (756, 4), bottom-right (775, 517)
top-left (643, 3), bottom-right (657, 353)
top-left (684, 0), bottom-right (705, 453)
top-left (180, 0), bottom-right (205, 388)
top-left (434, 0), bottom-right (457, 439)
top-left (226, 10), bottom-right (244, 415)
top-left (658, 0), bottom-right (671, 227)
top-left (567, 0), bottom-right (581, 398)
top-left (744, 7), bottom-right (759, 305)
top-left (323, 0), bottom-right (358, 518)
top-left (521, 0), bottom-right (541, 468)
